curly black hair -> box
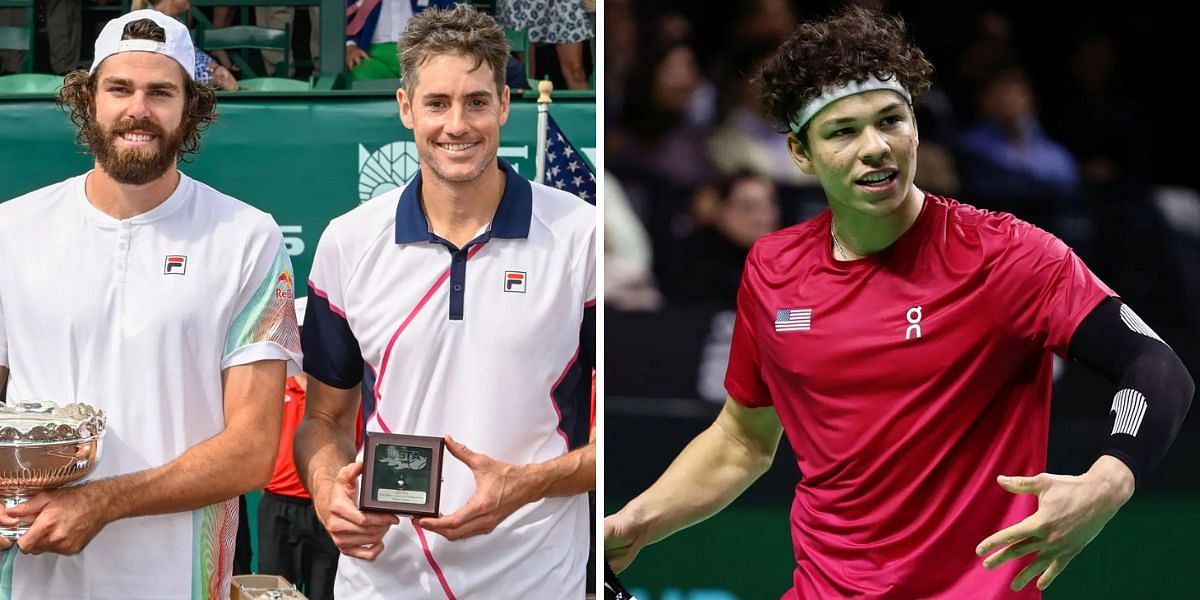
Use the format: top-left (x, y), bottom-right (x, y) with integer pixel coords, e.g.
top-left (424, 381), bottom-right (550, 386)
top-left (57, 18), bottom-right (217, 160)
top-left (757, 6), bottom-right (933, 143)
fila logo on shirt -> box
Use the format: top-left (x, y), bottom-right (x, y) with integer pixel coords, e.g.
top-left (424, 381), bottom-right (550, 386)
top-left (504, 271), bottom-right (527, 293)
top-left (905, 306), bottom-right (923, 340)
top-left (164, 255), bottom-right (187, 275)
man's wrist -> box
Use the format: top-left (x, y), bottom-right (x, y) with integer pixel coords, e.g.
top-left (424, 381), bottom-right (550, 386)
top-left (515, 461), bottom-right (553, 504)
top-left (309, 472), bottom-right (338, 503)
top-left (1089, 455), bottom-right (1136, 501)
top-left (82, 478), bottom-right (126, 523)
top-left (615, 500), bottom-right (657, 544)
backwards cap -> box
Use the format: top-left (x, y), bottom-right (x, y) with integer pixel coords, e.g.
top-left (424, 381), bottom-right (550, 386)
top-left (90, 10), bottom-right (196, 81)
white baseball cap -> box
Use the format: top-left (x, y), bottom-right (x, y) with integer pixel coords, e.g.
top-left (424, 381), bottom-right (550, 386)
top-left (295, 296), bottom-right (308, 325)
top-left (90, 10), bottom-right (196, 81)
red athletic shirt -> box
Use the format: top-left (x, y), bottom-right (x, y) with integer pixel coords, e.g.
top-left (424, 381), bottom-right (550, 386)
top-left (725, 194), bottom-right (1113, 599)
top-left (267, 376), bottom-right (310, 499)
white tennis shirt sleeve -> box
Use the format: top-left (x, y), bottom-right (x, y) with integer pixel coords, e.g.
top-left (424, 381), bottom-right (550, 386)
top-left (221, 224), bottom-right (303, 374)
top-left (579, 220), bottom-right (596, 306)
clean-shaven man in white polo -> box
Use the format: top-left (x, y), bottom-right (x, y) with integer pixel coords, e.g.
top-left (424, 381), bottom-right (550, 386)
top-left (0, 9), bottom-right (300, 599)
top-left (295, 5), bottom-right (595, 598)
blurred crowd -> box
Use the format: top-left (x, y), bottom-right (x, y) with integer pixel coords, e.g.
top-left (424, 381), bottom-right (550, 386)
top-left (605, 0), bottom-right (1197, 348)
top-left (0, 0), bottom-right (595, 91)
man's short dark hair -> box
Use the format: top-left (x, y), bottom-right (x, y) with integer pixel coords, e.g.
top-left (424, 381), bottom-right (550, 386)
top-left (398, 5), bottom-right (511, 98)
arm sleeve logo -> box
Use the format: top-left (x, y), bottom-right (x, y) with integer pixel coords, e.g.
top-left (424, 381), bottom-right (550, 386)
top-left (225, 243), bottom-right (301, 355)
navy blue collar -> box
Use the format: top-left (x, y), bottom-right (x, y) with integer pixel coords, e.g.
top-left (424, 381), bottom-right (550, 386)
top-left (394, 159), bottom-right (533, 244)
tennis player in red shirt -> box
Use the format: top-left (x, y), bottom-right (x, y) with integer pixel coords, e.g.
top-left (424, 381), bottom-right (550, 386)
top-left (605, 7), bottom-right (1192, 599)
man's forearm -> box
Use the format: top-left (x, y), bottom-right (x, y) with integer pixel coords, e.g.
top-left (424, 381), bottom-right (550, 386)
top-left (87, 360), bottom-right (284, 523)
top-left (620, 412), bottom-right (778, 546)
top-left (91, 424), bottom-right (278, 522)
top-left (1069, 298), bottom-right (1195, 484)
top-left (294, 408), bottom-right (357, 499)
top-left (0, 366), bottom-right (8, 404)
top-left (525, 442), bottom-right (595, 500)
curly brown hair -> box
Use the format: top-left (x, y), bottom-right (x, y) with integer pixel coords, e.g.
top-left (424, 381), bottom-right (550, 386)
top-left (757, 6), bottom-right (933, 143)
top-left (57, 19), bottom-right (218, 160)
top-left (398, 5), bottom-right (510, 98)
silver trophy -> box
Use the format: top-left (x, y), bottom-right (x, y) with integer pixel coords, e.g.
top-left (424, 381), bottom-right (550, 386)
top-left (0, 400), bottom-right (105, 538)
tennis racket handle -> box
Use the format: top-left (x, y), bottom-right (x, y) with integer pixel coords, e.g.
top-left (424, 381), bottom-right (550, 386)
top-left (604, 561), bottom-right (638, 600)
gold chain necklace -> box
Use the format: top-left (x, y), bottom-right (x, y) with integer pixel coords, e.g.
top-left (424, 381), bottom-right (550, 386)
top-left (831, 222), bottom-right (850, 260)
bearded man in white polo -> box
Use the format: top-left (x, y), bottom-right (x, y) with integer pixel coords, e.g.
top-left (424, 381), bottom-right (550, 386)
top-left (0, 9), bottom-right (300, 599)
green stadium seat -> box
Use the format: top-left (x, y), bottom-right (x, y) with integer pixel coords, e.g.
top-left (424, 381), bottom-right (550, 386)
top-left (238, 77), bottom-right (310, 92)
top-left (503, 27), bottom-right (538, 91)
top-left (0, 0), bottom-right (34, 73)
top-left (0, 73), bottom-right (62, 94)
top-left (194, 24), bottom-right (290, 79)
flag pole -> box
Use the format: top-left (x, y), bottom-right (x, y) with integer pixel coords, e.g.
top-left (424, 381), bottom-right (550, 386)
top-left (535, 78), bottom-right (553, 184)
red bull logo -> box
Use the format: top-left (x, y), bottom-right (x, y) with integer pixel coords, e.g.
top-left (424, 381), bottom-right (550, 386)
top-left (275, 269), bottom-right (295, 300)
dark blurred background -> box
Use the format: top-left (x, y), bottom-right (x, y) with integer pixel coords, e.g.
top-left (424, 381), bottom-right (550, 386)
top-left (604, 1), bottom-right (1200, 598)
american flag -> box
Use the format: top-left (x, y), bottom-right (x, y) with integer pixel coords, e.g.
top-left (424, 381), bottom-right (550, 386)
top-left (542, 114), bottom-right (595, 204)
top-left (775, 308), bottom-right (812, 332)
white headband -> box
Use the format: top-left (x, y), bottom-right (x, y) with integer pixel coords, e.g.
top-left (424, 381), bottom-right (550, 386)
top-left (789, 75), bottom-right (912, 134)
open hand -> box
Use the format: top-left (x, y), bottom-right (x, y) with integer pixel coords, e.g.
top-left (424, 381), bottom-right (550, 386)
top-left (415, 436), bottom-right (535, 540)
top-left (976, 459), bottom-right (1134, 591)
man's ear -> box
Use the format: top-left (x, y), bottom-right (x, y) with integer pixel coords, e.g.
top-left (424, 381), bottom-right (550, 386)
top-left (498, 85), bottom-right (511, 126)
top-left (788, 133), bottom-right (815, 175)
top-left (397, 87), bottom-right (414, 129)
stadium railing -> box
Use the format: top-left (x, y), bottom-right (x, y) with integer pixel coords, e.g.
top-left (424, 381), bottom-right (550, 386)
top-left (189, 0), bottom-right (343, 89)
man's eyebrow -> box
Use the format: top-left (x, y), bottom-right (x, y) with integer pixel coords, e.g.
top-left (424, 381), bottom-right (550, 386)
top-left (821, 102), bottom-right (907, 127)
top-left (420, 91), bottom-right (494, 101)
top-left (99, 77), bottom-right (181, 92)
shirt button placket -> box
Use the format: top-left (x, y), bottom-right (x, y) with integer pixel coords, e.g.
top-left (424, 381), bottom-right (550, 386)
top-left (115, 221), bottom-right (131, 286)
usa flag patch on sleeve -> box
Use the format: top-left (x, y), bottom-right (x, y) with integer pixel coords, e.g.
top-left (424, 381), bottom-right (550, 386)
top-left (775, 308), bottom-right (812, 332)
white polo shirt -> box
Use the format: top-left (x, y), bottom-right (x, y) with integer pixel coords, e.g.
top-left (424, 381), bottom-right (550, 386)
top-left (304, 159), bottom-right (595, 599)
top-left (0, 171), bottom-right (301, 600)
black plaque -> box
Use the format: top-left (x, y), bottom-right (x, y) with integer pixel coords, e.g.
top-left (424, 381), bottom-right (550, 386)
top-left (359, 432), bottom-right (444, 517)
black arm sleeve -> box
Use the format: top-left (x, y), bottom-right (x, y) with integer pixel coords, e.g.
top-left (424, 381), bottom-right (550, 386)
top-left (1068, 297), bottom-right (1194, 486)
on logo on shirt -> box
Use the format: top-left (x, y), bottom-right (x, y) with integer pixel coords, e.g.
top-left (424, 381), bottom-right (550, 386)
top-left (906, 306), bottom-right (923, 340)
